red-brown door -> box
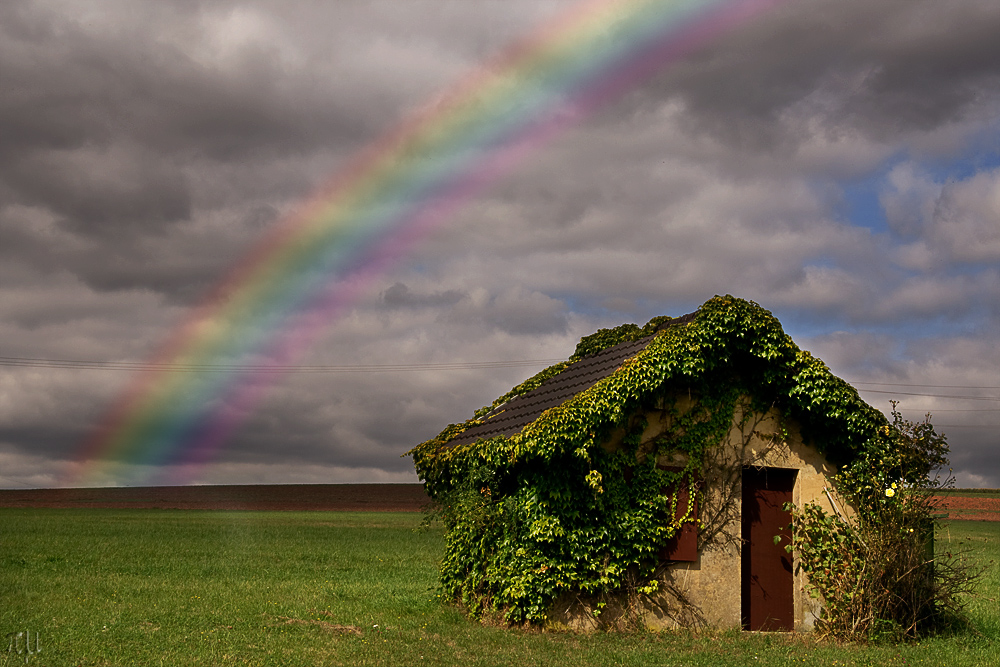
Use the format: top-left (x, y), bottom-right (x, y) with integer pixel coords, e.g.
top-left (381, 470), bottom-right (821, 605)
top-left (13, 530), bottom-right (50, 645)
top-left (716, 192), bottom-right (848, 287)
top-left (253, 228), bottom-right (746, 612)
top-left (741, 466), bottom-right (795, 631)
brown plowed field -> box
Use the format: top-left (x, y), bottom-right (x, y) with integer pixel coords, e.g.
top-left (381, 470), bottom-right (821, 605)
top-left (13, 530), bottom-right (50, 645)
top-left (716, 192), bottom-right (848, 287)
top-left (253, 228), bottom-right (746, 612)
top-left (0, 484), bottom-right (428, 512)
top-left (931, 495), bottom-right (1000, 522)
top-left (1, 486), bottom-right (997, 520)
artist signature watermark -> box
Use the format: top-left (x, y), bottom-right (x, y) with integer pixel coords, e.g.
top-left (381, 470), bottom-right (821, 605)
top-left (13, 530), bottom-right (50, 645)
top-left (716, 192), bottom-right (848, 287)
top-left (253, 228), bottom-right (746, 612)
top-left (4, 630), bottom-right (40, 664)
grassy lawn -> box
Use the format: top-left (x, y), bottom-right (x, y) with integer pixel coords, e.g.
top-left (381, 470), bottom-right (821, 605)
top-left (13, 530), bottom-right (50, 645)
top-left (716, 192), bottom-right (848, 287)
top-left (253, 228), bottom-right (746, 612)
top-left (1, 509), bottom-right (997, 666)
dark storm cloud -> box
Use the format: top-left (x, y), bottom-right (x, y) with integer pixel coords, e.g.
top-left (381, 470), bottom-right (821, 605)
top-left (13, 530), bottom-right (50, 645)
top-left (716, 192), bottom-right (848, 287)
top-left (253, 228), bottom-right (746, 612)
top-left (0, 0), bottom-right (372, 160)
top-left (1, 0), bottom-right (999, 488)
top-left (380, 282), bottom-right (569, 336)
top-left (0, 0), bottom-right (397, 299)
top-left (206, 384), bottom-right (445, 474)
top-left (841, 1), bottom-right (1000, 135)
top-left (441, 288), bottom-right (571, 336)
top-left (0, 0), bottom-right (561, 304)
top-left (0, 427), bottom-right (86, 459)
top-left (630, 0), bottom-right (1000, 152)
top-left (5, 150), bottom-right (193, 237)
top-left (381, 282), bottom-right (465, 308)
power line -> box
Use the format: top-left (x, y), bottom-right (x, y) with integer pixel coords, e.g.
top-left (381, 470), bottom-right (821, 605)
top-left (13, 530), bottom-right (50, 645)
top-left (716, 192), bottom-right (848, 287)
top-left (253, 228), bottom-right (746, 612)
top-left (907, 408), bottom-right (1000, 412)
top-left (1, 354), bottom-right (999, 403)
top-left (853, 381), bottom-right (1000, 390)
top-left (0, 474), bottom-right (37, 488)
top-left (856, 389), bottom-right (999, 402)
top-left (900, 408), bottom-right (1000, 412)
top-left (0, 355), bottom-right (565, 374)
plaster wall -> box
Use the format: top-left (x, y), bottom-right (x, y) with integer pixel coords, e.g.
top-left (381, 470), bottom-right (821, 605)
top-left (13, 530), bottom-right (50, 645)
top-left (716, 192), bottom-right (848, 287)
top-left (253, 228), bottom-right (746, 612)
top-left (553, 398), bottom-right (838, 632)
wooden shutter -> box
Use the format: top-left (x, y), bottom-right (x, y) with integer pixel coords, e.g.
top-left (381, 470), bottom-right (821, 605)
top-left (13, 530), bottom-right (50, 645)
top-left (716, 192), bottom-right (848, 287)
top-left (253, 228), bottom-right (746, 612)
top-left (658, 465), bottom-right (699, 562)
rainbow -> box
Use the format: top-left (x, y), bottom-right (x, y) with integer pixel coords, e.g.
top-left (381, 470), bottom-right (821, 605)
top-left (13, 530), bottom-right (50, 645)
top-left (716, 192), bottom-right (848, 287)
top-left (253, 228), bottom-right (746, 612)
top-left (69, 0), bottom-right (787, 486)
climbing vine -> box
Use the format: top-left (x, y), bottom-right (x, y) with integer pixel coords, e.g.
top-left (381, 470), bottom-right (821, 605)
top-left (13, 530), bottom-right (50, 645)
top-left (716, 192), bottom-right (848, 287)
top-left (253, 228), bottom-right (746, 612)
top-left (785, 405), bottom-right (978, 641)
top-left (409, 295), bottom-right (889, 625)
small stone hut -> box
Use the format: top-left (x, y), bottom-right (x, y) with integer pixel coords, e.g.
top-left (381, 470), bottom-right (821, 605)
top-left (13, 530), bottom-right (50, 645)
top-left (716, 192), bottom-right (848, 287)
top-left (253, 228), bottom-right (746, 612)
top-left (410, 296), bottom-right (886, 631)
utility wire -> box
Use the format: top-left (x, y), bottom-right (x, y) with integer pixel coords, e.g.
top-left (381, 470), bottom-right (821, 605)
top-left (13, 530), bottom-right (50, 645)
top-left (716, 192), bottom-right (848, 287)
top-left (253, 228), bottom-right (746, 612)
top-left (855, 389), bottom-right (999, 402)
top-left (900, 408), bottom-right (1000, 412)
top-left (853, 381), bottom-right (1000, 390)
top-left (2, 354), bottom-right (1000, 403)
top-left (0, 355), bottom-right (565, 373)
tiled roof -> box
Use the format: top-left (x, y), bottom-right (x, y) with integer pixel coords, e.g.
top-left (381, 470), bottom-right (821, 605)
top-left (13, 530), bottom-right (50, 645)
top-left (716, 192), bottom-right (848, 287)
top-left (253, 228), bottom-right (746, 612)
top-left (448, 311), bottom-right (697, 447)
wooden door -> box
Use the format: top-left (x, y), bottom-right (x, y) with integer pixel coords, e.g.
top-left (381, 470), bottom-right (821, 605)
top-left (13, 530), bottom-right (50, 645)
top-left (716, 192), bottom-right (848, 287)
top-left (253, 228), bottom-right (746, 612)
top-left (741, 466), bottom-right (795, 631)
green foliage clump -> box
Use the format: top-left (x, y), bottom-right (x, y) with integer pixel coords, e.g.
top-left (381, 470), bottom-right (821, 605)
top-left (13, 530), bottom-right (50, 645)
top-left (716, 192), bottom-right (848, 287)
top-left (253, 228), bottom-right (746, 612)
top-left (568, 315), bottom-right (673, 361)
top-left (409, 295), bottom-right (888, 625)
top-left (786, 405), bottom-right (979, 641)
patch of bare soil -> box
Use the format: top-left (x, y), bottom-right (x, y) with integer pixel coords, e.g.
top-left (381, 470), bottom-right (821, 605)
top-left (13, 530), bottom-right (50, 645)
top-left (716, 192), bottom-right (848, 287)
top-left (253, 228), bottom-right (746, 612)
top-left (931, 495), bottom-right (1000, 522)
top-left (0, 484), bottom-right (428, 512)
top-left (269, 614), bottom-right (362, 635)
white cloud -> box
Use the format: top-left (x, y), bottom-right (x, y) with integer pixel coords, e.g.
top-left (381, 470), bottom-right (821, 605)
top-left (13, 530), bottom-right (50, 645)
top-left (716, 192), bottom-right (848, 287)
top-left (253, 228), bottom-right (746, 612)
top-left (770, 266), bottom-right (873, 314)
top-left (931, 169), bottom-right (1000, 263)
top-left (0, 446), bottom-right (66, 489)
top-left (804, 331), bottom-right (1000, 488)
top-left (881, 162), bottom-right (1000, 264)
top-left (192, 5), bottom-right (304, 73)
top-left (880, 162), bottom-right (942, 237)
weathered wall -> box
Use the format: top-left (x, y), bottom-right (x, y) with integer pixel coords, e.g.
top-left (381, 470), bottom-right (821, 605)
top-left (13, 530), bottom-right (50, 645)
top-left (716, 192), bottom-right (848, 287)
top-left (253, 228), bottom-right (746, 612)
top-left (550, 397), bottom-right (838, 632)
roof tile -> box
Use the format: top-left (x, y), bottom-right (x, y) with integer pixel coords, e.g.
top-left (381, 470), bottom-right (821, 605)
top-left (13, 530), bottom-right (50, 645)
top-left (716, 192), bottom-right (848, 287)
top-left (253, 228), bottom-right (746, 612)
top-left (446, 312), bottom-right (696, 448)
top-left (448, 336), bottom-right (655, 446)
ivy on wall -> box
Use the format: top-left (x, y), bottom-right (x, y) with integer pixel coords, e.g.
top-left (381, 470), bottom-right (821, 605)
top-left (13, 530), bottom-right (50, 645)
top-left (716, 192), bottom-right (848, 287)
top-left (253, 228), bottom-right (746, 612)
top-left (409, 296), bottom-right (890, 624)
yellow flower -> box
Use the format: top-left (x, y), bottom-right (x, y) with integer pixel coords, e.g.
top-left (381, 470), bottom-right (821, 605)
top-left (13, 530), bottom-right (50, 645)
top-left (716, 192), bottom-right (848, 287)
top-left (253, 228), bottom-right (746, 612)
top-left (885, 488), bottom-right (896, 498)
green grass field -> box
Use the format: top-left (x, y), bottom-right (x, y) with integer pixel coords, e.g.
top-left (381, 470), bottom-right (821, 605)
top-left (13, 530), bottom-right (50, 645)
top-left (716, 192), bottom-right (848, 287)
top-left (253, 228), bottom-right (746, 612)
top-left (1, 509), bottom-right (997, 667)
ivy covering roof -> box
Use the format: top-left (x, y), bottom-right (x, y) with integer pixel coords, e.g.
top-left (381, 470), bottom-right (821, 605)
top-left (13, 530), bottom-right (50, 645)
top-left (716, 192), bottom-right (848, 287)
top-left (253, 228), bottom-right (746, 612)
top-left (412, 296), bottom-right (886, 500)
top-left (450, 335), bottom-right (658, 446)
top-left (449, 311), bottom-right (700, 447)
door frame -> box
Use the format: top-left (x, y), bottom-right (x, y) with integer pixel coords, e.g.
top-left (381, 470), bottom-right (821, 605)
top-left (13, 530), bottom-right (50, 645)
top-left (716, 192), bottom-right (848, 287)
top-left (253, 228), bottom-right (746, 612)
top-left (741, 466), bottom-right (796, 631)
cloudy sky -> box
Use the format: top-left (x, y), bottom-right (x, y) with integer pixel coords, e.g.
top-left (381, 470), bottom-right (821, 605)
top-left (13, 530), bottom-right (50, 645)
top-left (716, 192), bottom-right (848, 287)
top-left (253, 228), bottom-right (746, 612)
top-left (2, 0), bottom-right (999, 489)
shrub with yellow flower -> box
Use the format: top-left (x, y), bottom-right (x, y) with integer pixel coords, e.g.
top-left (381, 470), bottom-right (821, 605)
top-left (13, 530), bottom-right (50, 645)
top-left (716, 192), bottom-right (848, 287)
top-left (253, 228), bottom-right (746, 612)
top-left (785, 402), bottom-right (979, 641)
